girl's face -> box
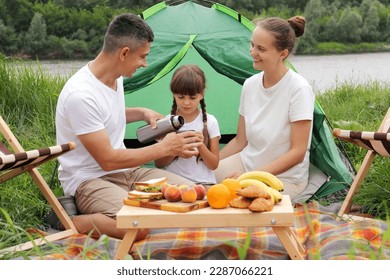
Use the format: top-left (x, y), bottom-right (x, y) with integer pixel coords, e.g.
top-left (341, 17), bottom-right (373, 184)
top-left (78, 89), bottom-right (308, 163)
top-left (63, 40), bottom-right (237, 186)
top-left (173, 93), bottom-right (204, 117)
top-left (250, 26), bottom-right (287, 72)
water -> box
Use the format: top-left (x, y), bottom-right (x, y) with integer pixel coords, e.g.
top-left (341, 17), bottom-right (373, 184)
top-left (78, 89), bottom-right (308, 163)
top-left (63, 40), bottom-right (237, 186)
top-left (37, 52), bottom-right (390, 94)
top-left (289, 52), bottom-right (390, 93)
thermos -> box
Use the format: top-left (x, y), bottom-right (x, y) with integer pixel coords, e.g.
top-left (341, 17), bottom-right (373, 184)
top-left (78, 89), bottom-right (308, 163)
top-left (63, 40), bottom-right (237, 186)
top-left (136, 115), bottom-right (185, 143)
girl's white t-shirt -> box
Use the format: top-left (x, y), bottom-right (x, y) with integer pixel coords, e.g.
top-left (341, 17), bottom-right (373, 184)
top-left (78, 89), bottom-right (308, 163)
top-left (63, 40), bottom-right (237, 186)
top-left (163, 111), bottom-right (221, 184)
top-left (239, 69), bottom-right (315, 184)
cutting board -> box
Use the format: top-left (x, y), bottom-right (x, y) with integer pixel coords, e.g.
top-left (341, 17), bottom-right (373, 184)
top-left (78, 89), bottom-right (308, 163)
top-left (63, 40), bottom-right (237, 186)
top-left (123, 198), bottom-right (209, 213)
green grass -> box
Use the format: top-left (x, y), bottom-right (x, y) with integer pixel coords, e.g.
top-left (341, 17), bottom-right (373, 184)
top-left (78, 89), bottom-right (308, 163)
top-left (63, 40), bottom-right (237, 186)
top-left (1, 53), bottom-right (390, 259)
top-left (313, 42), bottom-right (390, 55)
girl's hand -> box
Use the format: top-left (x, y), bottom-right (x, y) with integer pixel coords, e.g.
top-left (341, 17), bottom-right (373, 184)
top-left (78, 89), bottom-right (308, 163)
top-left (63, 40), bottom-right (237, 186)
top-left (195, 131), bottom-right (204, 143)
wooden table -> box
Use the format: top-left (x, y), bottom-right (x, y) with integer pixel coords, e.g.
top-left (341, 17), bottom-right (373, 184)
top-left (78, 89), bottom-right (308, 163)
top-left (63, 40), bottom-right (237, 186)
top-left (114, 195), bottom-right (305, 260)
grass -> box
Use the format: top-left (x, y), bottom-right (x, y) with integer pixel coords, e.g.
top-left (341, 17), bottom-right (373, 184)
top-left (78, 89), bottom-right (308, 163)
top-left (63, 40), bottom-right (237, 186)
top-left (312, 42), bottom-right (390, 55)
top-left (0, 54), bottom-right (389, 259)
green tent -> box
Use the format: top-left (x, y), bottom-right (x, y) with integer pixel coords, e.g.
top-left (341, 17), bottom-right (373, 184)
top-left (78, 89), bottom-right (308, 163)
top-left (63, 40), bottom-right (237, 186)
top-left (123, 0), bottom-right (353, 199)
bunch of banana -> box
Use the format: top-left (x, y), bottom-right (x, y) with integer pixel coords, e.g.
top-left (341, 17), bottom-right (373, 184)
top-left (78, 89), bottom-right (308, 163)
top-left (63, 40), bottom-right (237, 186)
top-left (238, 179), bottom-right (282, 204)
top-left (237, 171), bottom-right (284, 192)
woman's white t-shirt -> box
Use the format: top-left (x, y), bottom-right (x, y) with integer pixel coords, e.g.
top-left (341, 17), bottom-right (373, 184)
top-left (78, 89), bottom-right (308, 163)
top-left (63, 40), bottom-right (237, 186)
top-left (239, 69), bottom-right (315, 184)
top-left (163, 112), bottom-right (221, 184)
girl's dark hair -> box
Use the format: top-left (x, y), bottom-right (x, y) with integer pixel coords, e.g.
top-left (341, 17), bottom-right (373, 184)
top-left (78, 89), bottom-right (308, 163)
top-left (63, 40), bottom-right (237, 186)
top-left (254, 16), bottom-right (305, 56)
top-left (170, 65), bottom-right (210, 161)
top-left (103, 13), bottom-right (154, 53)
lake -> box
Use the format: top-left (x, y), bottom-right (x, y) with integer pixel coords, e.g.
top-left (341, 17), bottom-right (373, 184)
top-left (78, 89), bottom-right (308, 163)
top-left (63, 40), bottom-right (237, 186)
top-left (38, 52), bottom-right (390, 94)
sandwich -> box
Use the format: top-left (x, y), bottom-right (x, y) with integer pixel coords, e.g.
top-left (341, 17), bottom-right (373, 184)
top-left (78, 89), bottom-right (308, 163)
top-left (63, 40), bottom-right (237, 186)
top-left (133, 177), bottom-right (168, 193)
top-left (127, 177), bottom-right (168, 200)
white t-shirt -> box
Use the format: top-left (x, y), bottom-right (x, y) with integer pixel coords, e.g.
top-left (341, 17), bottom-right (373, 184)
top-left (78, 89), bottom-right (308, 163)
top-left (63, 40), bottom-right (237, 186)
top-left (239, 69), bottom-right (315, 184)
top-left (56, 64), bottom-right (128, 196)
top-left (163, 112), bottom-right (220, 184)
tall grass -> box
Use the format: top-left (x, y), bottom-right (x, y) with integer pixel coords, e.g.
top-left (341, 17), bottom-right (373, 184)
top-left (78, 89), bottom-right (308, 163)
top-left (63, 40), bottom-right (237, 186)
top-left (316, 82), bottom-right (390, 219)
top-left (1, 53), bottom-right (390, 258)
top-left (0, 53), bottom-right (67, 249)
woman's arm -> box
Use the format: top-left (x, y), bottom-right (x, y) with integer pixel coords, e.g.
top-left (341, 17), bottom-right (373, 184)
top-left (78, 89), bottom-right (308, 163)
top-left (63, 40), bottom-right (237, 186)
top-left (219, 115), bottom-right (247, 160)
top-left (257, 120), bottom-right (312, 175)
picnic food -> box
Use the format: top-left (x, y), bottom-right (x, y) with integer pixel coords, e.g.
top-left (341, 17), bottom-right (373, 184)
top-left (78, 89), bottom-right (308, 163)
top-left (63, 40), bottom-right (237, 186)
top-left (164, 185), bottom-right (182, 202)
top-left (237, 171), bottom-right (284, 192)
top-left (193, 184), bottom-right (206, 200)
top-left (248, 197), bottom-right (274, 212)
top-left (239, 178), bottom-right (282, 204)
top-left (127, 190), bottom-right (163, 200)
top-left (207, 184), bottom-right (231, 209)
top-left (221, 178), bottom-right (242, 201)
top-left (134, 177), bottom-right (168, 193)
top-left (180, 186), bottom-right (197, 203)
top-left (229, 196), bottom-right (252, 208)
top-left (236, 185), bottom-right (271, 199)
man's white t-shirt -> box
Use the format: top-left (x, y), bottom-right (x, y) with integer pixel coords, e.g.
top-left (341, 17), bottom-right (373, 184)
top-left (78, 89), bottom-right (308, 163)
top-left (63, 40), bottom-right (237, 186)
top-left (239, 69), bottom-right (315, 184)
top-left (163, 112), bottom-right (220, 184)
top-left (56, 64), bottom-right (128, 196)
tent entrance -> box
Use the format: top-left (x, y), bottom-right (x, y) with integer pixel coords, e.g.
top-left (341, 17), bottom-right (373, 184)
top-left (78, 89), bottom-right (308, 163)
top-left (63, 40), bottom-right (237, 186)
top-left (124, 45), bottom-right (242, 147)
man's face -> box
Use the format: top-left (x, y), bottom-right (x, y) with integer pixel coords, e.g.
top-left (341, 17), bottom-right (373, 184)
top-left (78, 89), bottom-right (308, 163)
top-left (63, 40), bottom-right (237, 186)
top-left (122, 42), bottom-right (151, 78)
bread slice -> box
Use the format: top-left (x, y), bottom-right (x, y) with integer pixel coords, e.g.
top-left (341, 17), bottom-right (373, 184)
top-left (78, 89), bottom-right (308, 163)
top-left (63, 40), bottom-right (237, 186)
top-left (128, 190), bottom-right (163, 199)
top-left (134, 177), bottom-right (168, 192)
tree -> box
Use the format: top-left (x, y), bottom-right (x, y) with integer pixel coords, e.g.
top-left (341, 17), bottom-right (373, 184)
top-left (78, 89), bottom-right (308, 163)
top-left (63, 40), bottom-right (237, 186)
top-left (360, 0), bottom-right (380, 41)
top-left (25, 12), bottom-right (48, 56)
top-left (334, 9), bottom-right (363, 43)
top-left (302, 0), bottom-right (325, 48)
top-left (0, 19), bottom-right (18, 55)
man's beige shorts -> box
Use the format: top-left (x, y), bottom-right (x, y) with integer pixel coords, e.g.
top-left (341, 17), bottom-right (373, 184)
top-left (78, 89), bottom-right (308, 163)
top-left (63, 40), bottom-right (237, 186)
top-left (75, 167), bottom-right (193, 218)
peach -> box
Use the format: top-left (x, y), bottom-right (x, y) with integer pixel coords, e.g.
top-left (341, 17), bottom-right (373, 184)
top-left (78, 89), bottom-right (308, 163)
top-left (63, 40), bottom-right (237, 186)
top-left (161, 183), bottom-right (176, 198)
top-left (164, 185), bottom-right (181, 202)
top-left (193, 184), bottom-right (206, 200)
top-left (180, 187), bottom-right (197, 203)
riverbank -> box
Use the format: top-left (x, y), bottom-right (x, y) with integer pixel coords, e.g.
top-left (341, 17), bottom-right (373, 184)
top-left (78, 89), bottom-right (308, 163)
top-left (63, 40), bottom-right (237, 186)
top-left (32, 52), bottom-right (390, 94)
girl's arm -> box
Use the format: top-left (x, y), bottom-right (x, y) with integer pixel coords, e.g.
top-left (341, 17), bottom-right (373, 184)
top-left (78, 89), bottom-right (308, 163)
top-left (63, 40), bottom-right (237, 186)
top-left (198, 136), bottom-right (219, 170)
top-left (256, 120), bottom-right (312, 175)
top-left (154, 154), bottom-right (176, 168)
top-left (219, 115), bottom-right (247, 159)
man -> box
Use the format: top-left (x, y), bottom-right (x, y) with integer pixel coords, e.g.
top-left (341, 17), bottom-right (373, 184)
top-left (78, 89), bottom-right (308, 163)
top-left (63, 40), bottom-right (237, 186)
top-left (55, 13), bottom-right (202, 240)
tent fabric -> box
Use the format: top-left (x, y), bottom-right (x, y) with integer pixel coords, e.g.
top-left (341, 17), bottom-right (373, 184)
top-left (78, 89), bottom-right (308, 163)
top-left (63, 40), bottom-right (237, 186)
top-left (123, 0), bottom-right (353, 199)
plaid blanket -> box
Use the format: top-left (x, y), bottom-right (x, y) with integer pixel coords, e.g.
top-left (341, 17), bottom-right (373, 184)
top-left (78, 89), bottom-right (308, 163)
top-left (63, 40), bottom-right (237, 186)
top-left (131, 201), bottom-right (389, 260)
top-left (23, 201), bottom-right (390, 260)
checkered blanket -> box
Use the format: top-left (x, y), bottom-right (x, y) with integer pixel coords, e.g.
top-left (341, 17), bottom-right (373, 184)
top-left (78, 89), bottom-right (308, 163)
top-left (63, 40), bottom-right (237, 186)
top-left (25, 201), bottom-right (389, 260)
top-left (131, 201), bottom-right (389, 260)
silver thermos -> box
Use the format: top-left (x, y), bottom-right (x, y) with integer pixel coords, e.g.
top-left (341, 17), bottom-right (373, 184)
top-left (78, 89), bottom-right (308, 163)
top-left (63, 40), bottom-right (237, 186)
top-left (136, 115), bottom-right (185, 143)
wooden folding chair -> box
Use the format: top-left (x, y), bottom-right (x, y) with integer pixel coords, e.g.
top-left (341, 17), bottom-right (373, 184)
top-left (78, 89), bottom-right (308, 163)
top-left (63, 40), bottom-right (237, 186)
top-left (332, 107), bottom-right (390, 218)
top-left (0, 116), bottom-right (78, 252)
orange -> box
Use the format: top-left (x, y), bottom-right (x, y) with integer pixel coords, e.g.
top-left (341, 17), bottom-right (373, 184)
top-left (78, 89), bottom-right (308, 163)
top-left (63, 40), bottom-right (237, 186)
top-left (221, 178), bottom-right (242, 201)
top-left (207, 184), bottom-right (231, 209)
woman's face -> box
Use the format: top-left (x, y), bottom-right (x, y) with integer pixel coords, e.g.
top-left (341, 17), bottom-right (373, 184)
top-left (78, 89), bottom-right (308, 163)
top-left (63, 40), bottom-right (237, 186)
top-left (250, 26), bottom-right (286, 72)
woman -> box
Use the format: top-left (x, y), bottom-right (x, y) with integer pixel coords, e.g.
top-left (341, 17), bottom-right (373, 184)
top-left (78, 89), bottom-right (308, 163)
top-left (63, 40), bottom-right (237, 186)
top-left (214, 16), bottom-right (315, 202)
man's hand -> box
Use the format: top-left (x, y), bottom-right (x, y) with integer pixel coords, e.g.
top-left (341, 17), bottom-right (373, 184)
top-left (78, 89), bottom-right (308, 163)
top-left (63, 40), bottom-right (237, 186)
top-left (161, 131), bottom-right (202, 159)
top-left (143, 108), bottom-right (164, 129)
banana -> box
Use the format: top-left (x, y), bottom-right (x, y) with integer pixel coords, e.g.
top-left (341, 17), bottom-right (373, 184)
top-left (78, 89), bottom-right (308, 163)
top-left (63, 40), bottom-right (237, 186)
top-left (239, 179), bottom-right (281, 204)
top-left (266, 187), bottom-right (283, 204)
top-left (237, 171), bottom-right (284, 192)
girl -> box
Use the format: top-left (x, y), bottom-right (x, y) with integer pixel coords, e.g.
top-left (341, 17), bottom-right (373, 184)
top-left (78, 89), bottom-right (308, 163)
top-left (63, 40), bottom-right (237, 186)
top-left (155, 64), bottom-right (220, 185)
top-left (214, 16), bottom-right (315, 202)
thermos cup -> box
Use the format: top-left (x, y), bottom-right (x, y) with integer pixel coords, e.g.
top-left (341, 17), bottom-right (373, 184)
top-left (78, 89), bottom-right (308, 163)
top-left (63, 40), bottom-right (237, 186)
top-left (136, 115), bottom-right (185, 143)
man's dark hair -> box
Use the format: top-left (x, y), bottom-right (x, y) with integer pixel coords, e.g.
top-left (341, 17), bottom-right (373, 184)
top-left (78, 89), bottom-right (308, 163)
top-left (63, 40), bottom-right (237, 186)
top-left (103, 13), bottom-right (154, 53)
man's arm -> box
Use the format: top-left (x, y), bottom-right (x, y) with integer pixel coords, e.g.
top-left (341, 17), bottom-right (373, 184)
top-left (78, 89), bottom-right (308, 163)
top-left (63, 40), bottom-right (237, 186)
top-left (78, 129), bottom-right (202, 171)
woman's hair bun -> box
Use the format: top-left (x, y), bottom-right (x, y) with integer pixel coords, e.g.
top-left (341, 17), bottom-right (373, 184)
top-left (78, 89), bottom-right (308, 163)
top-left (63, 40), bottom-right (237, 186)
top-left (287, 16), bottom-right (305, 37)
